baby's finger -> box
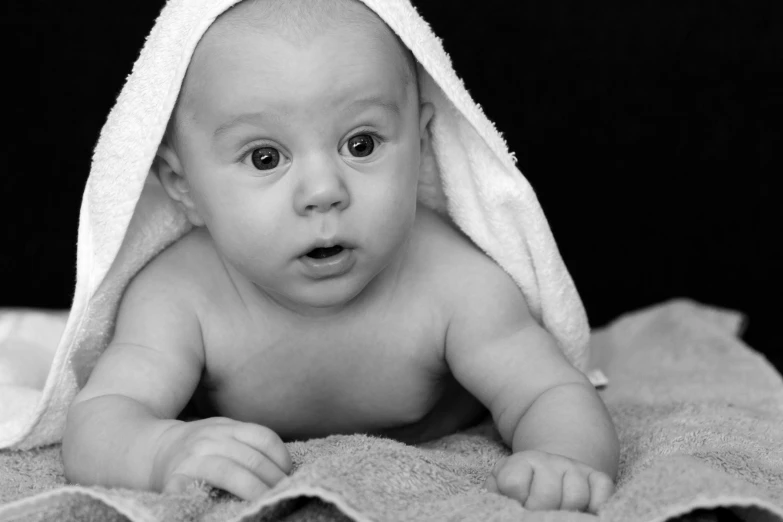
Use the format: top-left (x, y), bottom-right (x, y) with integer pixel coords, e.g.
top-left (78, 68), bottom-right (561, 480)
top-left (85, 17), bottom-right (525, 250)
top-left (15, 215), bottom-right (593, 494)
top-left (219, 439), bottom-right (289, 487)
top-left (172, 455), bottom-right (271, 501)
top-left (559, 468), bottom-right (591, 512)
top-left (524, 466), bottom-right (564, 511)
top-left (233, 423), bottom-right (292, 473)
top-left (483, 472), bottom-right (499, 493)
top-left (587, 471), bottom-right (615, 514)
top-left (163, 473), bottom-right (198, 494)
top-left (493, 457), bottom-right (533, 506)
top-left (484, 456), bottom-right (508, 493)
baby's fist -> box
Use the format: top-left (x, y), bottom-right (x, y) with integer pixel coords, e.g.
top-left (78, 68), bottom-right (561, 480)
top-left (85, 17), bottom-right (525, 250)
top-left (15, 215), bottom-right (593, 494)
top-left (484, 450), bottom-right (614, 514)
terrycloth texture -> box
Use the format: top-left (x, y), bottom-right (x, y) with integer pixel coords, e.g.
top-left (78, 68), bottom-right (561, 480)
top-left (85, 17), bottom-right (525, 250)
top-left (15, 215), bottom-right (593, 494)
top-left (0, 310), bottom-right (68, 424)
top-left (1, 300), bottom-right (782, 522)
top-left (0, 0), bottom-right (591, 451)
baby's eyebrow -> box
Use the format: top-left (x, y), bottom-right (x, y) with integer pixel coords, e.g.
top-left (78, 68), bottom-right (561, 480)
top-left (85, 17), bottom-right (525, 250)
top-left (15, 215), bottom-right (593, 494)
top-left (213, 112), bottom-right (284, 139)
top-left (345, 96), bottom-right (402, 118)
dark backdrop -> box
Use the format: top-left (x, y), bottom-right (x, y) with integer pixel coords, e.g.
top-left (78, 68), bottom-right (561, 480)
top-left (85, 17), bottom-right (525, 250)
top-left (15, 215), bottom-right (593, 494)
top-left (1, 1), bottom-right (779, 367)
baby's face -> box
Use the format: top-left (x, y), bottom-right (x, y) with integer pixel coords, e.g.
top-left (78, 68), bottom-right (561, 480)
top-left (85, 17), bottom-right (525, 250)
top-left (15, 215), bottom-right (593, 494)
top-left (160, 6), bottom-right (431, 313)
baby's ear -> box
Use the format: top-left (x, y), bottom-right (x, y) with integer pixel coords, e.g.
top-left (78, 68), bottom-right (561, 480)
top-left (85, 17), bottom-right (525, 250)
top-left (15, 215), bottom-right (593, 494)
top-left (418, 102), bottom-right (434, 138)
top-left (416, 102), bottom-right (448, 213)
top-left (417, 102), bottom-right (435, 168)
top-left (155, 143), bottom-right (206, 227)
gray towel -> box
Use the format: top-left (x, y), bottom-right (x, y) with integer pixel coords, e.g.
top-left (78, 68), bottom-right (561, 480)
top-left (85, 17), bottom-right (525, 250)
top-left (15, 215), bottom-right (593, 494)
top-left (2, 299), bottom-right (781, 522)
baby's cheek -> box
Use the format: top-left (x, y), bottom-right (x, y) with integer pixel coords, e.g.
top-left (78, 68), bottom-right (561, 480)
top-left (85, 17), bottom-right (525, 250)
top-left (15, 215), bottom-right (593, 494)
top-left (372, 191), bottom-right (417, 234)
top-left (210, 213), bottom-right (279, 264)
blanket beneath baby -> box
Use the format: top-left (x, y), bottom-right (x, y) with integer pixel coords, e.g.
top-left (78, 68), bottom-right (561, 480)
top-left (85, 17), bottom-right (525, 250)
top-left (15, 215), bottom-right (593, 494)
top-left (1, 299), bottom-right (782, 522)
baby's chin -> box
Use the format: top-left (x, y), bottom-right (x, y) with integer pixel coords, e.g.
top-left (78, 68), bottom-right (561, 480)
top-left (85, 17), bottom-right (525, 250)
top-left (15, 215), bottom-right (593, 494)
top-left (256, 276), bottom-right (372, 317)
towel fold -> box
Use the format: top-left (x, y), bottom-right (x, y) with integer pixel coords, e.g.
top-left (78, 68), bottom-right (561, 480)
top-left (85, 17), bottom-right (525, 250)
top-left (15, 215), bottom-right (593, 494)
top-left (2, 300), bottom-right (782, 522)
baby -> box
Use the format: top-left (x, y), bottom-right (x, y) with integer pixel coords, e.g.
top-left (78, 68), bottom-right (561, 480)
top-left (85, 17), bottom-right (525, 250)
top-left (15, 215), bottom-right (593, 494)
top-left (62, 0), bottom-right (620, 513)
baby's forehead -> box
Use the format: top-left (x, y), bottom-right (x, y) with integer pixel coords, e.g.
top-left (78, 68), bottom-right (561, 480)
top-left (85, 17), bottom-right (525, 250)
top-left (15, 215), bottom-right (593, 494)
top-left (167, 0), bottom-right (416, 140)
top-left (195, 0), bottom-right (413, 86)
top-left (215, 0), bottom-right (388, 43)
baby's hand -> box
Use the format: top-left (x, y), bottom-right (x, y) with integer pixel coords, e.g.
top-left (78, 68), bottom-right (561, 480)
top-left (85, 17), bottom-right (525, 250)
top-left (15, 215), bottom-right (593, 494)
top-left (151, 417), bottom-right (292, 500)
top-left (484, 450), bottom-right (614, 513)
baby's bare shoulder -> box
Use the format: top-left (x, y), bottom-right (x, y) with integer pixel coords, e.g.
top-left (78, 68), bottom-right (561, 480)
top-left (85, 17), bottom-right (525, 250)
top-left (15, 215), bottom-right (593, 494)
top-left (411, 207), bottom-right (522, 304)
top-left (135, 228), bottom-right (219, 288)
top-left (119, 228), bottom-right (224, 321)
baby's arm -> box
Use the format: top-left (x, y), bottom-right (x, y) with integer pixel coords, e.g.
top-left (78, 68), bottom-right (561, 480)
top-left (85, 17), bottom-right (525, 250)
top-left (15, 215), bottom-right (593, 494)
top-left (444, 260), bottom-right (619, 513)
top-left (61, 256), bottom-right (290, 498)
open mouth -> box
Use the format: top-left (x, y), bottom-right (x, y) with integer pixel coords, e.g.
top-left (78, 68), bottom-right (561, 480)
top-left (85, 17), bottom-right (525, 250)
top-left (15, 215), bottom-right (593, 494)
top-left (305, 245), bottom-right (345, 259)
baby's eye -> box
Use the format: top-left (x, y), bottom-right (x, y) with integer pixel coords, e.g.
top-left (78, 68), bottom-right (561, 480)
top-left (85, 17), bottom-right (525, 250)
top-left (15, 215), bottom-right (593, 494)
top-left (249, 147), bottom-right (281, 171)
top-left (344, 134), bottom-right (376, 158)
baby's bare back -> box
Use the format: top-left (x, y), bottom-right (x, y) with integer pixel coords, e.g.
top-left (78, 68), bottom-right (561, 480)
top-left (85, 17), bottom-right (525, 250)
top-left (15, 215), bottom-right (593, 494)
top-left (182, 208), bottom-right (487, 442)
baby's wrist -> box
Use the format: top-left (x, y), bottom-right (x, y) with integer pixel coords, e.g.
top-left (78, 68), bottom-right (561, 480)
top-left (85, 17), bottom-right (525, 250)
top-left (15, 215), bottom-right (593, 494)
top-left (143, 418), bottom-right (187, 491)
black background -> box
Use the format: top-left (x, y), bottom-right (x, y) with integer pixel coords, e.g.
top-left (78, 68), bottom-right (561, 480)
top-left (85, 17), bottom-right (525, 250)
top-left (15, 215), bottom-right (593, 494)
top-left (1, 1), bottom-right (779, 367)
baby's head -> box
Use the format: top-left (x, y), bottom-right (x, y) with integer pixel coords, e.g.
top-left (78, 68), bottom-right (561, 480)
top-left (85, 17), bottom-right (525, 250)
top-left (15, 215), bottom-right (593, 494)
top-left (156, 0), bottom-right (434, 314)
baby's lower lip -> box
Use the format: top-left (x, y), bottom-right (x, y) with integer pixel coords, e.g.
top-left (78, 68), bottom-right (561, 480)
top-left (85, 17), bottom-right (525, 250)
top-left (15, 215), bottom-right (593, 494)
top-left (298, 248), bottom-right (354, 279)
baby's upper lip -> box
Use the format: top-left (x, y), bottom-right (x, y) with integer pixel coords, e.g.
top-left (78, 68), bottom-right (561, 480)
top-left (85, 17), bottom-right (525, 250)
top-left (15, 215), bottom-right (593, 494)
top-left (298, 238), bottom-right (354, 258)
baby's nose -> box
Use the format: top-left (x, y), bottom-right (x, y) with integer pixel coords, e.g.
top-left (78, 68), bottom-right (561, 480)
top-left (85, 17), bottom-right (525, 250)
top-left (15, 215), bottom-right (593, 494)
top-left (294, 167), bottom-right (350, 215)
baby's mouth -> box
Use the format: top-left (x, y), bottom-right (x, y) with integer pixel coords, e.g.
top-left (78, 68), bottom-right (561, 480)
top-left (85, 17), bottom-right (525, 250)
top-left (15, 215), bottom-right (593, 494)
top-left (305, 245), bottom-right (345, 259)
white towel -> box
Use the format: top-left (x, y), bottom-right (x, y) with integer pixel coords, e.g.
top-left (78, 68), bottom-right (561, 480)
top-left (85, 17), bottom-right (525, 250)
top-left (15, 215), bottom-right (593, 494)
top-left (0, 0), bottom-right (591, 450)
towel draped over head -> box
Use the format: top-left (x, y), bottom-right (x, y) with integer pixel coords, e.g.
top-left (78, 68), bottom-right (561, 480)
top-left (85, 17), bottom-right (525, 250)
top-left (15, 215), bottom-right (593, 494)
top-left (0, 0), bottom-right (590, 450)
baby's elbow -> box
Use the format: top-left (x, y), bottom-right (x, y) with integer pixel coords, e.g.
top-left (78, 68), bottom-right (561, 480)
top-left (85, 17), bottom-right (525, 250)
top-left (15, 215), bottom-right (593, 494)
top-left (61, 438), bottom-right (84, 485)
top-left (61, 399), bottom-right (94, 484)
top-left (61, 394), bottom-right (120, 484)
